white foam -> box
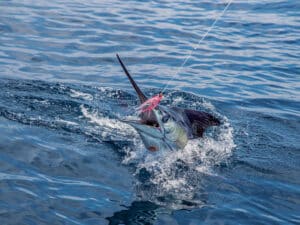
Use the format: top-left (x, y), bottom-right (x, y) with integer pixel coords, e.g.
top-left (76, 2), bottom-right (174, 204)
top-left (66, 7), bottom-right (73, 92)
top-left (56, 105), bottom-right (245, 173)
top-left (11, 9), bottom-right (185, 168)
top-left (80, 94), bottom-right (235, 209)
top-left (56, 118), bottom-right (78, 126)
top-left (172, 96), bottom-right (184, 105)
top-left (70, 89), bottom-right (93, 101)
top-left (80, 105), bottom-right (137, 140)
top-left (121, 98), bottom-right (235, 209)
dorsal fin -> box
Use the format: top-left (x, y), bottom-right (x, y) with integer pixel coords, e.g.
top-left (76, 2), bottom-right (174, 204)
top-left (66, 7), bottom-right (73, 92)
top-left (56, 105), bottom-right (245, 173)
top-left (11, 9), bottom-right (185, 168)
top-left (116, 54), bottom-right (147, 103)
top-left (184, 109), bottom-right (220, 138)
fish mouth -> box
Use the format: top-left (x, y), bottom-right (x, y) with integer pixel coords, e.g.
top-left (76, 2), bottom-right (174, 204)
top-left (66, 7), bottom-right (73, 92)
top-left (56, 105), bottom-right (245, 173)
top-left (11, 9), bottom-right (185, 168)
top-left (121, 119), bottom-right (163, 138)
top-left (122, 119), bottom-right (164, 152)
top-left (121, 109), bottom-right (175, 151)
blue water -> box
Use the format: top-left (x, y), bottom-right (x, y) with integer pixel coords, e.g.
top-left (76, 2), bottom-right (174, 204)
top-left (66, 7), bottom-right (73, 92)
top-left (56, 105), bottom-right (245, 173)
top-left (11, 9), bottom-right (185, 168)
top-left (0, 0), bottom-right (299, 224)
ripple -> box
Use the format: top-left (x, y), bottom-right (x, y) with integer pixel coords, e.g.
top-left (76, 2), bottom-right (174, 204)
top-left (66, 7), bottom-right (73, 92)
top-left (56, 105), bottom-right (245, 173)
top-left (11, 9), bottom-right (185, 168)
top-left (0, 0), bottom-right (299, 224)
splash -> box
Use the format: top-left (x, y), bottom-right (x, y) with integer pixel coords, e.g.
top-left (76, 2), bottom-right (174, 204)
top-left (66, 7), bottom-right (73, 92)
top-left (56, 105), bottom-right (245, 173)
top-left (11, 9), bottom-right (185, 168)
top-left (80, 105), bottom-right (137, 141)
top-left (69, 89), bottom-right (93, 101)
top-left (122, 95), bottom-right (235, 209)
top-left (79, 88), bottom-right (235, 210)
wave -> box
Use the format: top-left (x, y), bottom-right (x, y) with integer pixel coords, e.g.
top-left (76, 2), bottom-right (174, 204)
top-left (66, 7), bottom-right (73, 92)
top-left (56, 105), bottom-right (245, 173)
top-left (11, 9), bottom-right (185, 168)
top-left (0, 78), bottom-right (235, 209)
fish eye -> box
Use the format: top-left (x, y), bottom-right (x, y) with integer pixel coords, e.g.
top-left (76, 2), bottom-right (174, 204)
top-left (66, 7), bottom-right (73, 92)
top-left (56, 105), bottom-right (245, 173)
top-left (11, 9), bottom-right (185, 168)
top-left (162, 114), bottom-right (170, 123)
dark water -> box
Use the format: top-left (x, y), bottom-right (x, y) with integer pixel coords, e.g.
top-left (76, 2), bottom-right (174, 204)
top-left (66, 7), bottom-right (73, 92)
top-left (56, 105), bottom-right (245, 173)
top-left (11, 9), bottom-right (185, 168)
top-left (0, 0), bottom-right (299, 224)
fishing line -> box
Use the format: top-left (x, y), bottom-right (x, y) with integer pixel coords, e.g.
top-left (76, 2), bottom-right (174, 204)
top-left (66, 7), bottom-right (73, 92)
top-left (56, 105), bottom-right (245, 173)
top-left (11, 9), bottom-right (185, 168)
top-left (161, 0), bottom-right (234, 93)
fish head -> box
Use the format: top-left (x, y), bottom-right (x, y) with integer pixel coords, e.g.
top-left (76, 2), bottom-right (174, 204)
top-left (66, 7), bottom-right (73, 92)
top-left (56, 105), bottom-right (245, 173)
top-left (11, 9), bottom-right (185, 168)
top-left (123, 106), bottom-right (188, 151)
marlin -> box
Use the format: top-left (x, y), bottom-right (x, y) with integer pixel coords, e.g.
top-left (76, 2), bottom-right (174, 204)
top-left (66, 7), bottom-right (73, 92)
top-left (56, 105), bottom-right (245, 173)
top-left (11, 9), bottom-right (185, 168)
top-left (116, 54), bottom-right (220, 151)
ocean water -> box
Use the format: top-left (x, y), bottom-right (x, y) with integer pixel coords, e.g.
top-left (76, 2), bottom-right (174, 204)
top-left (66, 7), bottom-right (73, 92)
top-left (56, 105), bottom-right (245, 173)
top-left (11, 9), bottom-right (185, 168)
top-left (0, 0), bottom-right (299, 224)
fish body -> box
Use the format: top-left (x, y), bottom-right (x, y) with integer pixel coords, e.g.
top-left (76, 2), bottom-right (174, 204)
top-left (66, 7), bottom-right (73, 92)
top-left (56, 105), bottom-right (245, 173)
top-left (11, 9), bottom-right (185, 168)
top-left (123, 106), bottom-right (188, 151)
top-left (116, 54), bottom-right (220, 151)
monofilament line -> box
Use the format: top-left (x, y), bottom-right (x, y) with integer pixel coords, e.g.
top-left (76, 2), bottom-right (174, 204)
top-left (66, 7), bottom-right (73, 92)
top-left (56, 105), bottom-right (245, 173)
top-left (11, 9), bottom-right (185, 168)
top-left (161, 0), bottom-right (234, 93)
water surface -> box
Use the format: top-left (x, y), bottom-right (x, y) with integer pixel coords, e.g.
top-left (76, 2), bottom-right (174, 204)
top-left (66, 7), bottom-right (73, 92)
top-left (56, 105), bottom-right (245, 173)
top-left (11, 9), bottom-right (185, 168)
top-left (0, 0), bottom-right (299, 224)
